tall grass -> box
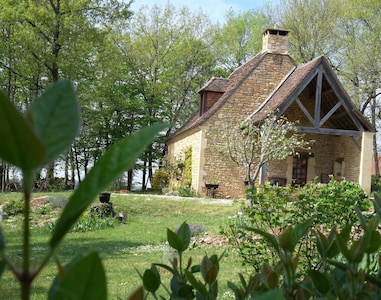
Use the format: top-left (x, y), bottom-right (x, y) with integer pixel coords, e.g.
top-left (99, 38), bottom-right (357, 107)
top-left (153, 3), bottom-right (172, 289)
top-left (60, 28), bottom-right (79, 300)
top-left (0, 192), bottom-right (248, 299)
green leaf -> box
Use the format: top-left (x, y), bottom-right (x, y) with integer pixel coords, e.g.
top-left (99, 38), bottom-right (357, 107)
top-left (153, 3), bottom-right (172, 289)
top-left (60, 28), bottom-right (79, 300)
top-left (361, 229), bottom-right (381, 254)
top-left (253, 289), bottom-right (284, 300)
top-left (0, 259), bottom-right (6, 278)
top-left (126, 286), bottom-right (144, 300)
top-left (335, 225), bottom-right (353, 262)
top-left (176, 222), bottom-right (191, 250)
top-left (0, 90), bottom-right (45, 170)
top-left (153, 263), bottom-right (177, 276)
top-left (315, 230), bottom-right (328, 257)
top-left (354, 206), bottom-right (367, 228)
top-left (373, 194), bottom-right (381, 218)
top-left (48, 252), bottom-right (106, 300)
top-left (0, 225), bottom-right (4, 252)
top-left (167, 222), bottom-right (191, 253)
top-left (293, 219), bottom-right (312, 242)
top-left (308, 270), bottom-right (331, 294)
top-left (50, 124), bottom-right (167, 248)
top-left (28, 80), bottom-right (80, 166)
top-left (325, 258), bottom-right (348, 272)
top-left (261, 263), bottom-right (278, 289)
top-left (167, 228), bottom-right (186, 253)
top-left (200, 255), bottom-right (218, 284)
top-left (246, 227), bottom-right (279, 253)
top-left (237, 273), bottom-right (247, 290)
top-left (278, 226), bottom-right (294, 252)
top-left (185, 270), bottom-right (207, 295)
top-left (143, 265), bottom-right (161, 293)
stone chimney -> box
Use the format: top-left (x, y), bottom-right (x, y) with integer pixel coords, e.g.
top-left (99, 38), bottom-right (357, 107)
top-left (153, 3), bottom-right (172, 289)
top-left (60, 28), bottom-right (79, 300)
top-left (262, 28), bottom-right (289, 54)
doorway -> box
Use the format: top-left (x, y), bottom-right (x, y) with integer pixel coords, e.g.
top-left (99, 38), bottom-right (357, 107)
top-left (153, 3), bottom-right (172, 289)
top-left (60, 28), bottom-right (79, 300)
top-left (292, 153), bottom-right (308, 185)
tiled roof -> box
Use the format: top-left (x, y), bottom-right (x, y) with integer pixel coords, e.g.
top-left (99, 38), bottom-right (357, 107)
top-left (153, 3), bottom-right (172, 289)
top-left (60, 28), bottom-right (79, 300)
top-left (169, 51), bottom-right (267, 139)
top-left (249, 55), bottom-right (374, 132)
top-left (250, 56), bottom-right (321, 123)
top-left (198, 77), bottom-right (228, 93)
top-left (168, 52), bottom-right (374, 142)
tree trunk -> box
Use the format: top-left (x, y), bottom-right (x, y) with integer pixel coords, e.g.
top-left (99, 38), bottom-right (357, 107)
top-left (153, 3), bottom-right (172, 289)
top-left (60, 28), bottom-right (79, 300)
top-left (64, 150), bottom-right (69, 189)
top-left (148, 145), bottom-right (153, 187)
top-left (142, 159), bottom-right (147, 191)
top-left (0, 162), bottom-right (4, 192)
top-left (73, 144), bottom-right (81, 183)
top-left (70, 147), bottom-right (75, 187)
top-left (127, 169), bottom-right (133, 191)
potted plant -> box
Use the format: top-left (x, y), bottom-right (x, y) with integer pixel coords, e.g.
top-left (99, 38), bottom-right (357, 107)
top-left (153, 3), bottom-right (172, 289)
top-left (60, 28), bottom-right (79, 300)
top-left (99, 192), bottom-right (111, 203)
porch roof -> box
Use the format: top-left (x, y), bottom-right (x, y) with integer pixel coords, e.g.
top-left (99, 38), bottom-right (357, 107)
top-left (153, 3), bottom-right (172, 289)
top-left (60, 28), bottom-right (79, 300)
top-left (249, 56), bottom-right (375, 135)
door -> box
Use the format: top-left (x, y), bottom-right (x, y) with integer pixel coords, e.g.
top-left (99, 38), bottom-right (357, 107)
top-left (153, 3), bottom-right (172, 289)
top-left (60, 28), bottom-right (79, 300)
top-left (292, 154), bottom-right (308, 186)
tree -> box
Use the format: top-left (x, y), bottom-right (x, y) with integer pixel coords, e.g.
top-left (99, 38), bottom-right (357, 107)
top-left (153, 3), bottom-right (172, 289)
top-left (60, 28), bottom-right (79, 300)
top-left (119, 3), bottom-right (216, 189)
top-left (270, 0), bottom-right (343, 66)
top-left (214, 8), bottom-right (270, 74)
top-left (270, 0), bottom-right (381, 179)
top-left (0, 0), bottom-right (133, 189)
top-left (220, 114), bottom-right (309, 190)
top-left (338, 0), bottom-right (381, 176)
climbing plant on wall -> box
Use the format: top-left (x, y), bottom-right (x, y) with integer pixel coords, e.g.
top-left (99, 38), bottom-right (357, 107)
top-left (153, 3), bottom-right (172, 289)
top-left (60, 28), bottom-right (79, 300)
top-left (183, 147), bottom-right (192, 187)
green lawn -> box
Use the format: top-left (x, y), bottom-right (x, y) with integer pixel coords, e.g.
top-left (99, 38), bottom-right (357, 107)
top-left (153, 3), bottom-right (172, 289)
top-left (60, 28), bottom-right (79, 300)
top-left (0, 192), bottom-right (251, 299)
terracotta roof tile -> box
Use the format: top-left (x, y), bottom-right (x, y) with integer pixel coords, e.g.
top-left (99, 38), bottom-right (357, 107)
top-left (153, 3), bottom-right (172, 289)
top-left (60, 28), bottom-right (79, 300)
top-left (169, 52), bottom-right (266, 139)
top-left (198, 77), bottom-right (228, 93)
top-left (250, 56), bottom-right (322, 123)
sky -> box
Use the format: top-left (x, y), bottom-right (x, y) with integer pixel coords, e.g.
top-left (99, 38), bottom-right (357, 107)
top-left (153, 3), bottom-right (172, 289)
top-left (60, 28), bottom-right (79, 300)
top-left (130, 0), bottom-right (279, 22)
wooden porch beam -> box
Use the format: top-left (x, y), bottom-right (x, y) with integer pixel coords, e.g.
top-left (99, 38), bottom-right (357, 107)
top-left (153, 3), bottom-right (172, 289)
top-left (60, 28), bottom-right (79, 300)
top-left (319, 101), bottom-right (342, 127)
top-left (314, 68), bottom-right (323, 127)
top-left (322, 68), bottom-right (365, 131)
top-left (297, 126), bottom-right (362, 136)
top-left (295, 97), bottom-right (314, 125)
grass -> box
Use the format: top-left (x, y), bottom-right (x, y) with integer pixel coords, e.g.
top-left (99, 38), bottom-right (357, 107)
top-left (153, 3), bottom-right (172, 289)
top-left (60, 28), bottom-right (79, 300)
top-left (0, 192), bottom-right (251, 299)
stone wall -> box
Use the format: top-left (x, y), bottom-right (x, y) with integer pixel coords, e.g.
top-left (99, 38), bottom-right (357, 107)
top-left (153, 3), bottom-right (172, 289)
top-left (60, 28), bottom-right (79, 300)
top-left (201, 53), bottom-right (296, 198)
top-left (166, 129), bottom-right (204, 194)
top-left (266, 133), bottom-right (362, 185)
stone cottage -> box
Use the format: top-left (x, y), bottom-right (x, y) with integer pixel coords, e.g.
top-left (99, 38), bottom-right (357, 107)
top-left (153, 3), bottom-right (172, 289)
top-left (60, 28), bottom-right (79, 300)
top-left (166, 28), bottom-right (375, 198)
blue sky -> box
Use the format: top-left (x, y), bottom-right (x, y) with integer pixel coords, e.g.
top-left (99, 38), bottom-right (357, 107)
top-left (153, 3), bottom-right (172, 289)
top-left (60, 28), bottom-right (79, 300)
top-left (130, 0), bottom-right (279, 22)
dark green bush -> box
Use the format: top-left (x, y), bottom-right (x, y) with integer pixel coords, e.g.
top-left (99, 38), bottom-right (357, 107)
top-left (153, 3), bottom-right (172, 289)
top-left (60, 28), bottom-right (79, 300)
top-left (150, 168), bottom-right (169, 192)
top-left (71, 215), bottom-right (117, 233)
top-left (3, 199), bottom-right (24, 216)
top-left (372, 175), bottom-right (381, 194)
top-left (139, 202), bottom-right (381, 300)
top-left (90, 202), bottom-right (115, 218)
top-left (222, 178), bottom-right (371, 273)
top-left (178, 186), bottom-right (197, 197)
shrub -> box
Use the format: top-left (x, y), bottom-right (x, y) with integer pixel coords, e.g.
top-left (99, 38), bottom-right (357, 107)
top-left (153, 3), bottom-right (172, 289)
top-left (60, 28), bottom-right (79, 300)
top-left (372, 175), bottom-right (381, 194)
top-left (183, 147), bottom-right (192, 186)
top-left (71, 215), bottom-right (117, 233)
top-left (139, 202), bottom-right (381, 300)
top-left (150, 168), bottom-right (169, 192)
top-left (222, 178), bottom-right (371, 273)
top-left (178, 186), bottom-right (197, 197)
top-left (3, 199), bottom-right (24, 216)
top-left (90, 203), bottom-right (115, 218)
